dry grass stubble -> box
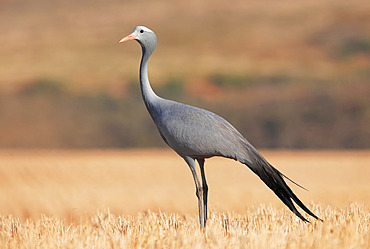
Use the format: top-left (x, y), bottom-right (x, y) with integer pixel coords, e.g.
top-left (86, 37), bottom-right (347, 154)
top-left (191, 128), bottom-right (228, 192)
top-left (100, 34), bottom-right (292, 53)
top-left (0, 204), bottom-right (368, 248)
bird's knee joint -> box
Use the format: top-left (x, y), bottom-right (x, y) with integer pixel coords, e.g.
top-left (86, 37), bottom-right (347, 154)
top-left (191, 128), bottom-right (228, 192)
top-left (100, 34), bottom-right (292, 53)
top-left (196, 187), bottom-right (204, 198)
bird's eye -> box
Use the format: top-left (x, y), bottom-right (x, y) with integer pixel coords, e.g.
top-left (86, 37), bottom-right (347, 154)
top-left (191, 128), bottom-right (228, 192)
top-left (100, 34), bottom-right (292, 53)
top-left (140, 30), bottom-right (144, 33)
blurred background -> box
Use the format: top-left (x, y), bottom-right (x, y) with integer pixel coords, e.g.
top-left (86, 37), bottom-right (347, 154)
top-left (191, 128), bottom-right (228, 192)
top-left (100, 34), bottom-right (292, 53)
top-left (0, 0), bottom-right (369, 149)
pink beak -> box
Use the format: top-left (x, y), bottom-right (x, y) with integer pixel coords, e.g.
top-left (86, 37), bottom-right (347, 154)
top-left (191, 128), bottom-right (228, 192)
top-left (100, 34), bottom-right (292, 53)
top-left (119, 33), bottom-right (138, 43)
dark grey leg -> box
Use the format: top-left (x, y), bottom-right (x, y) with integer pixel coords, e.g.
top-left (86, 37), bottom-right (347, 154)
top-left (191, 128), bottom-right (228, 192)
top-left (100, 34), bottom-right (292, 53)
top-left (197, 158), bottom-right (208, 224)
top-left (184, 156), bottom-right (205, 229)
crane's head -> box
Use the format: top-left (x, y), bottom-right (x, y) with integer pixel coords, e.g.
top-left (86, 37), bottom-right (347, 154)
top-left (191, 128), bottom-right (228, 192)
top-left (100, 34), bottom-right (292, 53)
top-left (119, 26), bottom-right (157, 55)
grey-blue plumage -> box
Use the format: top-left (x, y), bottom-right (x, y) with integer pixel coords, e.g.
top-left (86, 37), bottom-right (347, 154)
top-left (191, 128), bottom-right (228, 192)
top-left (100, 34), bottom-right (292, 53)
top-left (119, 26), bottom-right (321, 228)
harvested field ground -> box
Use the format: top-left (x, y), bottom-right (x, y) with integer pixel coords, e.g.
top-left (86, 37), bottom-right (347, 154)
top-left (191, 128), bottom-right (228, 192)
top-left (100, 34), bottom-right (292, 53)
top-left (0, 149), bottom-right (369, 248)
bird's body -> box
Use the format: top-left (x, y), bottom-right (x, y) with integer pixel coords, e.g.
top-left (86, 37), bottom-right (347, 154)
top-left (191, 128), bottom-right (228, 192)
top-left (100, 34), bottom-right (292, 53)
top-left (149, 98), bottom-right (246, 160)
top-left (120, 26), bottom-right (321, 228)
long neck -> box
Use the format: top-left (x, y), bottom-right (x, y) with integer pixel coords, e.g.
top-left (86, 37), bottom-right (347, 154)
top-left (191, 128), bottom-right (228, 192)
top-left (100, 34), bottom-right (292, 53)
top-left (139, 46), bottom-right (159, 109)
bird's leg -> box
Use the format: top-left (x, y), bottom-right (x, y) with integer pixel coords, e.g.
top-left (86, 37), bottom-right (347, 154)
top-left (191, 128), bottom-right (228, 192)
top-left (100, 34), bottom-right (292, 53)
top-left (184, 156), bottom-right (205, 229)
top-left (197, 158), bottom-right (208, 224)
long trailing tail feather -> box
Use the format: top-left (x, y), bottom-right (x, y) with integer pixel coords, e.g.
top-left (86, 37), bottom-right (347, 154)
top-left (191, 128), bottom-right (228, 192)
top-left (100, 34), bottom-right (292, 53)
top-left (271, 166), bottom-right (322, 221)
top-left (279, 171), bottom-right (309, 191)
top-left (213, 114), bottom-right (322, 221)
top-left (241, 151), bottom-right (322, 222)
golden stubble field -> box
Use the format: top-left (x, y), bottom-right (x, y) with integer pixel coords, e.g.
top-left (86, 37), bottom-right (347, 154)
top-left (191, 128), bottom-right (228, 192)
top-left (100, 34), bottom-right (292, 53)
top-left (0, 149), bottom-right (369, 248)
